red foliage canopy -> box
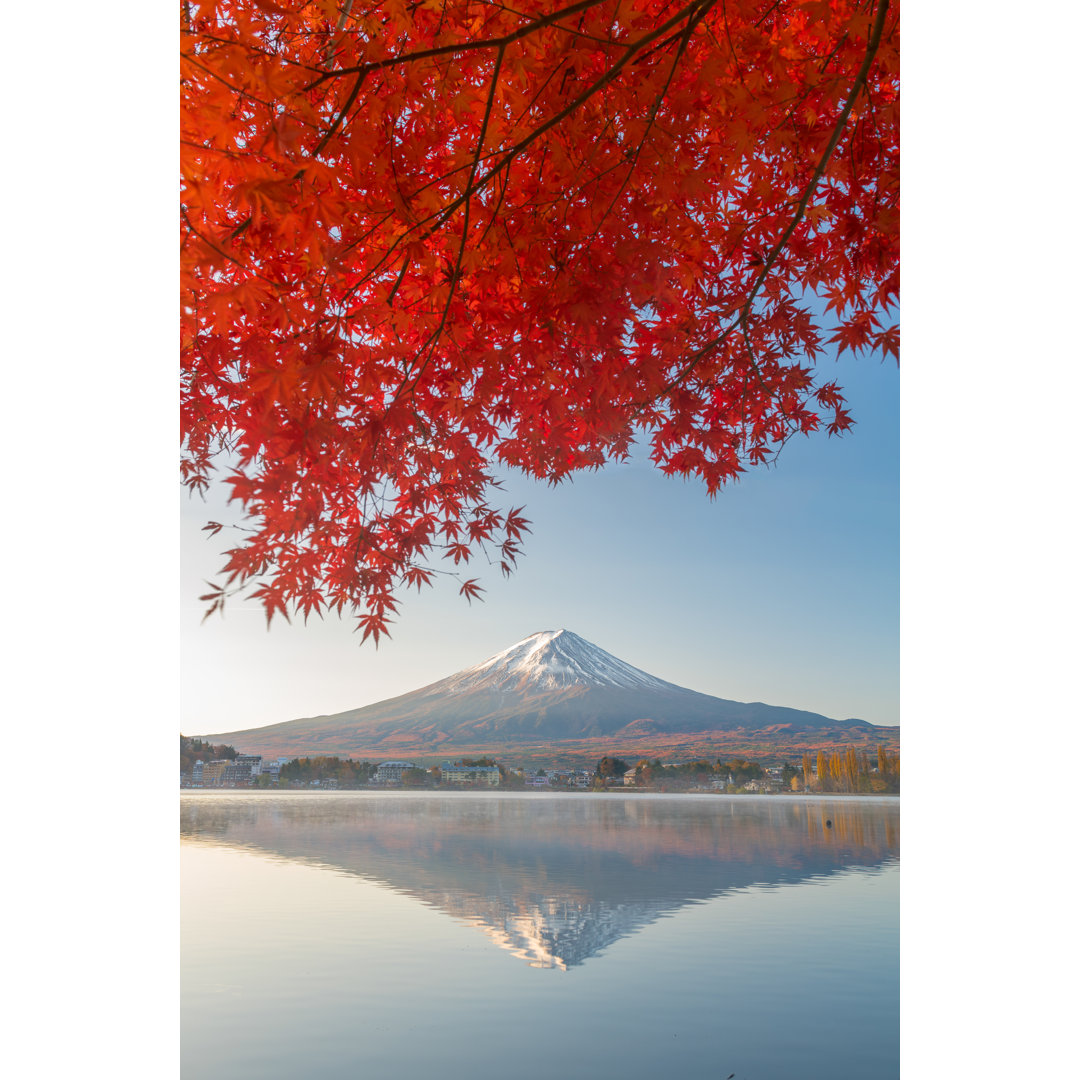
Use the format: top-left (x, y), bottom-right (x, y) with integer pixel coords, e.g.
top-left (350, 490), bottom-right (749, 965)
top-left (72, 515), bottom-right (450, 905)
top-left (181, 0), bottom-right (899, 640)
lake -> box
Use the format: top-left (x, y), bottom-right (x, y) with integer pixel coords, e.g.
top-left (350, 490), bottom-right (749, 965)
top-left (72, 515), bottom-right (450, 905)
top-left (181, 792), bottom-right (899, 1079)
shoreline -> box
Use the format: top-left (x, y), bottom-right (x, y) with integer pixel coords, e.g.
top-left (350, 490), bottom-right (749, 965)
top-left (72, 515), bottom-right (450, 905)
top-left (180, 786), bottom-right (899, 797)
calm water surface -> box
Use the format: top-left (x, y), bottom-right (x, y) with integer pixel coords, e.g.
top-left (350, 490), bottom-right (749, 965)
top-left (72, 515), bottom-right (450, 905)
top-left (181, 792), bottom-right (898, 1079)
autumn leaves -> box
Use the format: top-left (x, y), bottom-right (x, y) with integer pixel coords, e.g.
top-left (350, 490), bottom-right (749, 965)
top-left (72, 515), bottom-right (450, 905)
top-left (182, 1), bottom-right (898, 636)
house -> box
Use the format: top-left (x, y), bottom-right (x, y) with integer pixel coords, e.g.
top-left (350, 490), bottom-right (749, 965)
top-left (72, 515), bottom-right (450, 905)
top-left (222, 761), bottom-right (254, 785)
top-left (235, 754), bottom-right (262, 777)
top-left (202, 760), bottom-right (230, 785)
top-left (548, 769), bottom-right (592, 788)
top-left (375, 761), bottom-right (416, 784)
top-left (441, 762), bottom-right (500, 786)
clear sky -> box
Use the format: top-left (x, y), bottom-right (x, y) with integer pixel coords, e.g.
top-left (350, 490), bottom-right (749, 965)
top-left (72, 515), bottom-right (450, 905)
top-left (181, 345), bottom-right (899, 739)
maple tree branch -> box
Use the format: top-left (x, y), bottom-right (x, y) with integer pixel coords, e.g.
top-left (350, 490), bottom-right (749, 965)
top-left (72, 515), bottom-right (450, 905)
top-left (181, 138), bottom-right (247, 160)
top-left (490, 53), bottom-right (574, 151)
top-left (719, 1), bottom-right (749, 92)
top-left (311, 70), bottom-right (368, 158)
top-left (335, 0), bottom-right (356, 35)
top-left (181, 0), bottom-right (898, 635)
top-left (385, 112), bottom-right (416, 225)
top-left (753, 0), bottom-right (785, 29)
top-left (656, 0), bottom-right (891, 399)
top-left (477, 158), bottom-right (514, 246)
top-left (417, 0), bottom-right (714, 243)
top-left (399, 44), bottom-right (508, 397)
top-left (304, 0), bottom-right (613, 90)
top-left (395, 52), bottom-right (570, 208)
top-left (181, 53), bottom-right (277, 114)
top-left (630, 13), bottom-right (706, 70)
top-left (187, 31), bottom-right (328, 75)
top-left (585, 1), bottom-right (707, 245)
top-left (387, 255), bottom-right (411, 305)
top-left (180, 206), bottom-right (245, 270)
top-left (319, 0), bottom-right (357, 69)
top-left (818, 29), bottom-right (850, 74)
top-left (738, 0), bottom-right (890, 324)
top-left (327, 1), bottom-right (713, 318)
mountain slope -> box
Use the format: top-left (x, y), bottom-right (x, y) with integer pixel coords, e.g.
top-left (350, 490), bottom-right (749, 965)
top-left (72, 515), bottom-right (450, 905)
top-left (202, 630), bottom-right (894, 760)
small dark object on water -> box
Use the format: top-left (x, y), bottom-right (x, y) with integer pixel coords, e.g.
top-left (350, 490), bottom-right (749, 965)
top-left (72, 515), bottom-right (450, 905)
top-left (826, 819), bottom-right (833, 828)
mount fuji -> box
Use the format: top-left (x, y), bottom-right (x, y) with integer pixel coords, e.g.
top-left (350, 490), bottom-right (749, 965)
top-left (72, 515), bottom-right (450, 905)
top-left (202, 629), bottom-right (896, 762)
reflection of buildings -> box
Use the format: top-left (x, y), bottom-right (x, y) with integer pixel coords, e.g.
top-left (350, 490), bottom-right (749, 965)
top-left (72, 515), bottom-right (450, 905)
top-left (180, 794), bottom-right (899, 969)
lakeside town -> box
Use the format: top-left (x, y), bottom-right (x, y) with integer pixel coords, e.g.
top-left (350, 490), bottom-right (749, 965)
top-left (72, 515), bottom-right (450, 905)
top-left (181, 737), bottom-right (900, 795)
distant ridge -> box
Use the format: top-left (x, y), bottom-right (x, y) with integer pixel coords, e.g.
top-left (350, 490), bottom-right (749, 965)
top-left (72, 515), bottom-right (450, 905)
top-left (202, 629), bottom-right (898, 763)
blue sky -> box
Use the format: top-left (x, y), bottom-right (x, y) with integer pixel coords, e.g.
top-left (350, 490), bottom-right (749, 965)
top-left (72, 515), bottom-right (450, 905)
top-left (182, 346), bottom-right (898, 738)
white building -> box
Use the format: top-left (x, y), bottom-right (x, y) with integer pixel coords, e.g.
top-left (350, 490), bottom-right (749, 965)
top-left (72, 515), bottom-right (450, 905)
top-left (259, 757), bottom-right (291, 780)
top-left (375, 761), bottom-right (416, 784)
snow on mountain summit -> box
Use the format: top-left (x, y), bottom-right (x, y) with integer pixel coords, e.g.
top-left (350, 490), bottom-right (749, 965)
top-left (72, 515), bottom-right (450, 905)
top-left (437, 629), bottom-right (682, 694)
top-left (201, 626), bottom-right (889, 756)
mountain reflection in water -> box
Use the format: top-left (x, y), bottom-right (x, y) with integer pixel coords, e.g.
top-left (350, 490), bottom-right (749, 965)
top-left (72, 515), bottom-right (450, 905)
top-left (181, 793), bottom-right (898, 969)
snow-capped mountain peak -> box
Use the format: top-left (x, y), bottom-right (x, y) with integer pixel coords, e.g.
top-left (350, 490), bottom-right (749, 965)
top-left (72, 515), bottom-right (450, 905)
top-left (201, 627), bottom-right (888, 758)
top-left (436, 629), bottom-right (680, 694)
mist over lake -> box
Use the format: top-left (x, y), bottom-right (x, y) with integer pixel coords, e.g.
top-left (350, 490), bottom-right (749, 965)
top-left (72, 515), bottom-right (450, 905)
top-left (181, 792), bottom-right (898, 1079)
